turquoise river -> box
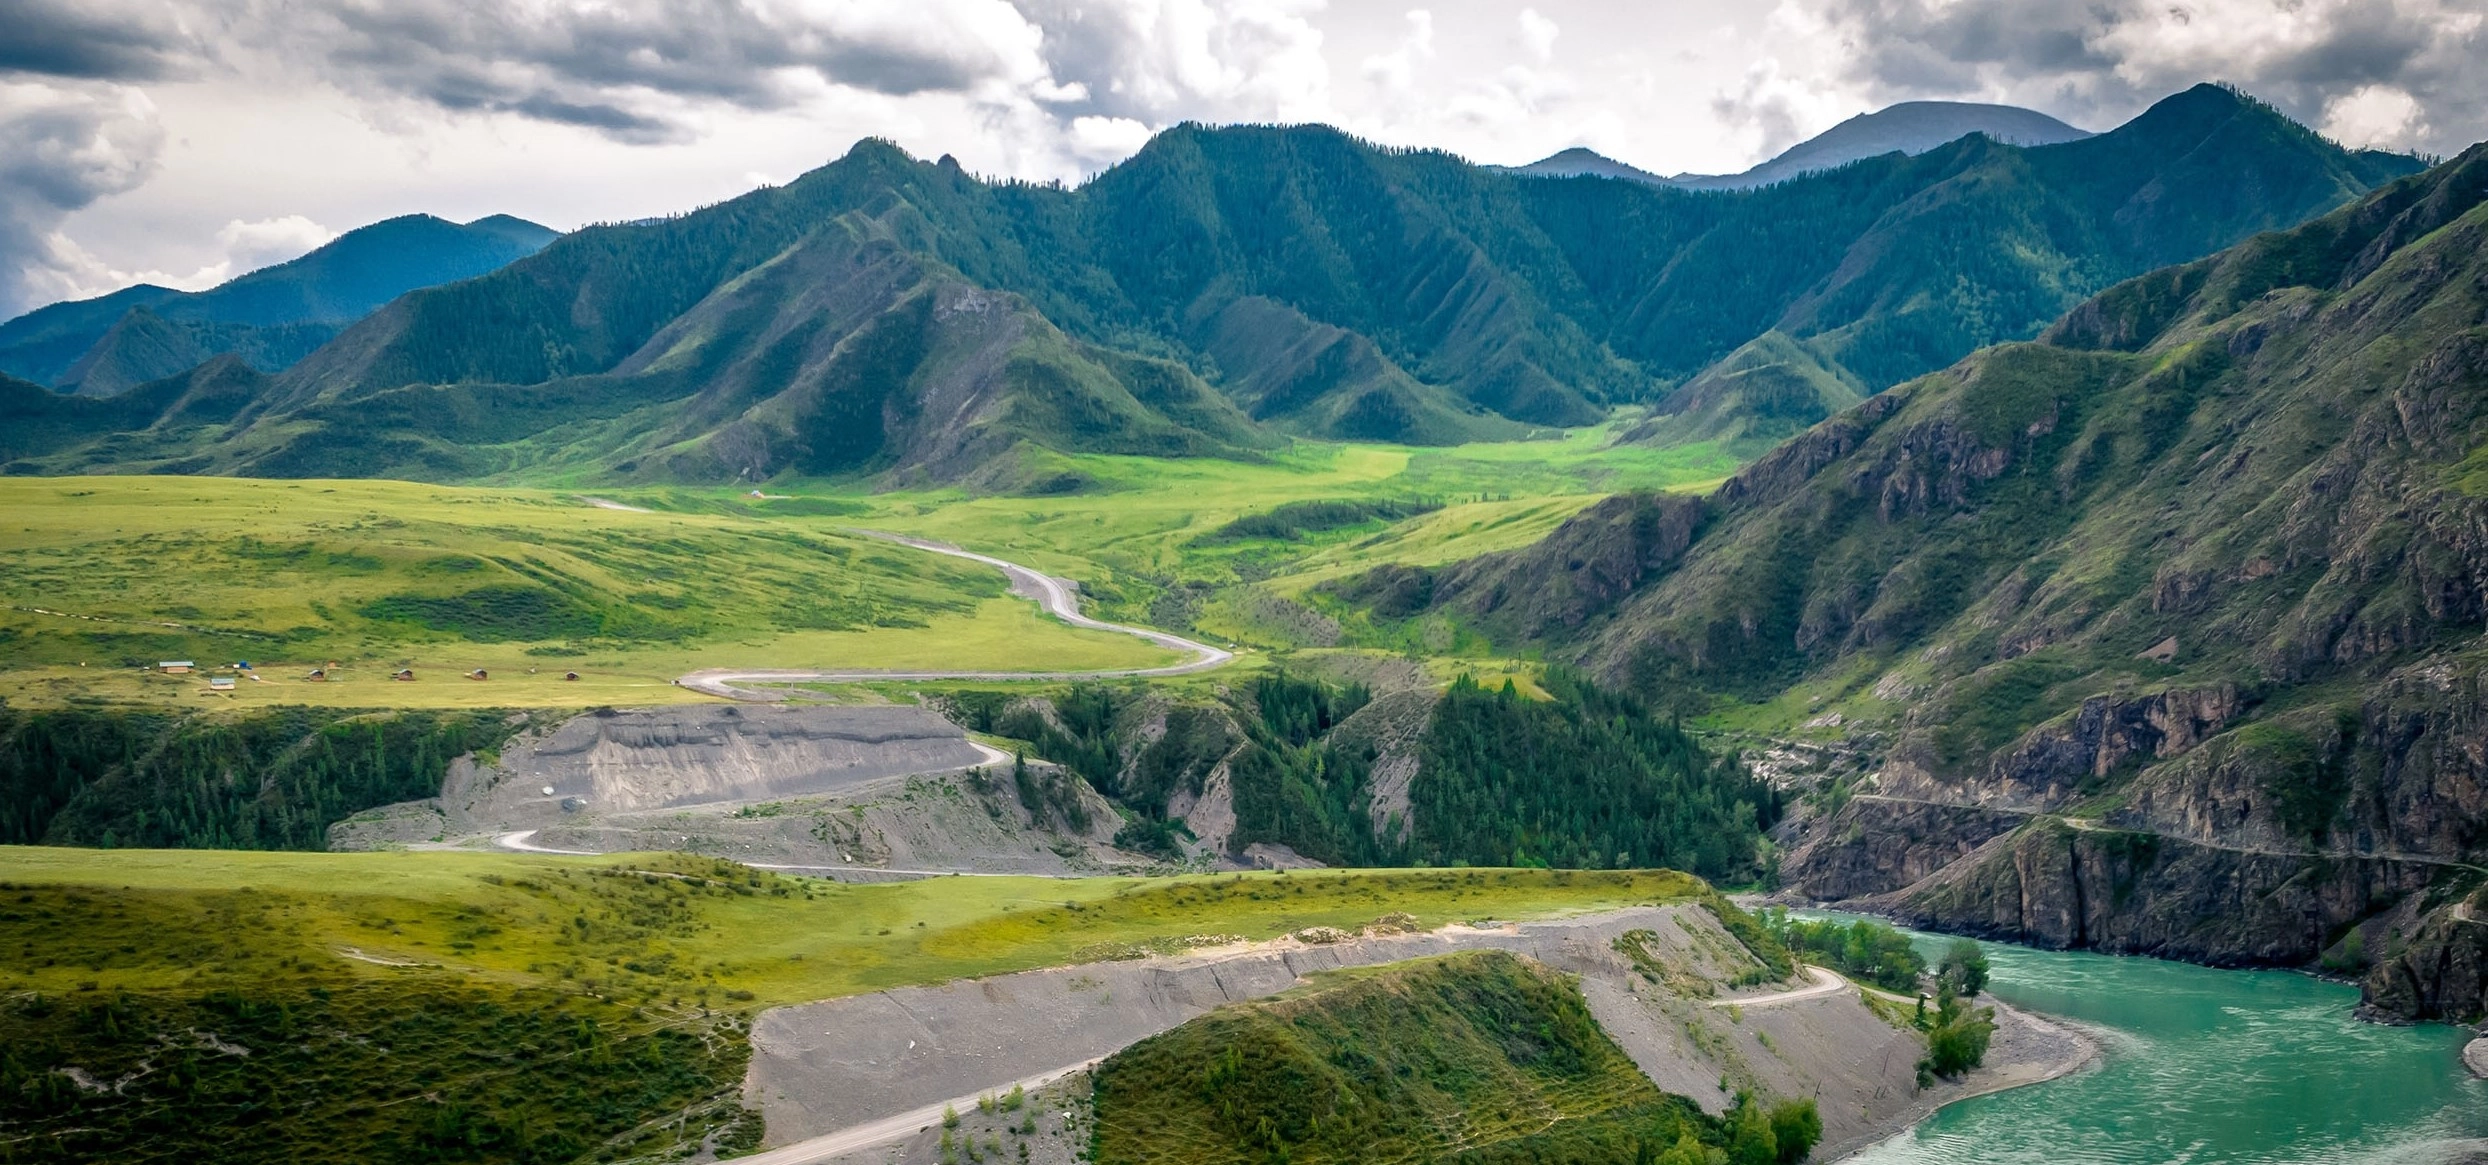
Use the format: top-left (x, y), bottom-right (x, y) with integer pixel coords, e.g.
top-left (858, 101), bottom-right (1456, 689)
top-left (1844, 929), bottom-right (2488, 1164)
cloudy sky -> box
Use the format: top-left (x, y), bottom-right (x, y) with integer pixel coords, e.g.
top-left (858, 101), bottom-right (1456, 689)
top-left (6, 0), bottom-right (2485, 317)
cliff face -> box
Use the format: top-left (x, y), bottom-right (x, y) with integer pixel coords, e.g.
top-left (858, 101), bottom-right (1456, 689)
top-left (1775, 652), bottom-right (2488, 1021)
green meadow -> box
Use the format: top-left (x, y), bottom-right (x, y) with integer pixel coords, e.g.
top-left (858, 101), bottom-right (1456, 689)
top-left (0, 476), bottom-right (1176, 710)
top-left (0, 426), bottom-right (1731, 708)
top-left (0, 846), bottom-right (1703, 1005)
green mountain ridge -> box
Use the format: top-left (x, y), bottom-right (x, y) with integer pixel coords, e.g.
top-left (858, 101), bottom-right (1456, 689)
top-left (0, 213), bottom-right (557, 397)
top-left (0, 84), bottom-right (2419, 484)
top-left (1333, 141), bottom-right (2488, 1020)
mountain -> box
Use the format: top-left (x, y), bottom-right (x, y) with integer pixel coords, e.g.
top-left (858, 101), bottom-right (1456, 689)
top-left (1502, 146), bottom-right (1674, 184)
top-left (1620, 330), bottom-right (1867, 454)
top-left (1510, 101), bottom-right (2091, 192)
top-left (9, 85), bottom-right (2420, 483)
top-left (1332, 142), bottom-right (2488, 1021)
top-left (0, 214), bottom-right (557, 395)
top-left (1678, 101), bottom-right (2094, 190)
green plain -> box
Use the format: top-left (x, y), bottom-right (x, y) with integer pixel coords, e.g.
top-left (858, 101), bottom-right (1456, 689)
top-left (0, 845), bottom-right (1705, 1006)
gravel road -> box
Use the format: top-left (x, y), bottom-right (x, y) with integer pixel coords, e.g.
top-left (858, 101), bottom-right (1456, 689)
top-left (1706, 964), bottom-right (1851, 1007)
top-left (680, 530), bottom-right (1232, 699)
top-left (730, 1061), bottom-right (1101, 1165)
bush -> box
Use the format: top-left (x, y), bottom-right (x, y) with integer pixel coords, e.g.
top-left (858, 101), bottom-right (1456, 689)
top-left (1916, 987), bottom-right (1996, 1083)
top-left (1768, 1098), bottom-right (1823, 1163)
top-left (1936, 939), bottom-right (1989, 997)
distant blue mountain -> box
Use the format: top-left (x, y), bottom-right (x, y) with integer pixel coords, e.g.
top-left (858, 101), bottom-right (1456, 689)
top-left (0, 213), bottom-right (557, 396)
top-left (1511, 100), bottom-right (2093, 190)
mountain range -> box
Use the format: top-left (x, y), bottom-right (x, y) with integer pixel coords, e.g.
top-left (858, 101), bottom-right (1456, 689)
top-left (1508, 100), bottom-right (2094, 190)
top-left (0, 214), bottom-right (556, 397)
top-left (1330, 139), bottom-right (2488, 1023)
top-left (1, 84), bottom-right (2421, 485)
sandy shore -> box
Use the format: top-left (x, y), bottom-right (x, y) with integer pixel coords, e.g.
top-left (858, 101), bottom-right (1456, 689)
top-left (1821, 997), bottom-right (2104, 1161)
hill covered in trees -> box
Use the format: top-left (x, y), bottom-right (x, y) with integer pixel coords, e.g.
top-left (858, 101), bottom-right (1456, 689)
top-left (2, 86), bottom-right (2416, 486)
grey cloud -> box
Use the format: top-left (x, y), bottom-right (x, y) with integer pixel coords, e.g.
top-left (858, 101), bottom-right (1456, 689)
top-left (0, 0), bottom-right (199, 82)
top-left (0, 84), bottom-right (165, 316)
top-left (1807, 0), bottom-right (2488, 155)
top-left (0, 0), bottom-right (1050, 145)
top-left (307, 0), bottom-right (1047, 140)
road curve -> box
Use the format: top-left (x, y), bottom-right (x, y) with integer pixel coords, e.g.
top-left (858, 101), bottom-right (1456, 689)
top-left (679, 530), bottom-right (1233, 700)
top-left (728, 1059), bottom-right (1103, 1165)
top-left (1703, 965), bottom-right (1852, 1008)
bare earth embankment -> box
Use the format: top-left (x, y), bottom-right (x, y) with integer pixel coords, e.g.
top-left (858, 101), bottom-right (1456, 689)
top-left (746, 904), bottom-right (2095, 1164)
top-left (329, 704), bottom-right (1149, 874)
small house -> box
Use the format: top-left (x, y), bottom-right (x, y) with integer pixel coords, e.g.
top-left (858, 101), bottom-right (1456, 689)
top-left (305, 668), bottom-right (328, 681)
top-left (159, 661), bottom-right (194, 674)
top-left (563, 671), bottom-right (581, 681)
top-left (393, 668), bottom-right (416, 681)
top-left (208, 676), bottom-right (236, 691)
top-left (466, 668), bottom-right (489, 681)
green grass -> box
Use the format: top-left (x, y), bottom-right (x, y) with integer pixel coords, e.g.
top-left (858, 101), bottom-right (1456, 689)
top-left (1089, 949), bottom-right (1816, 1165)
top-left (0, 846), bottom-right (1707, 1005)
top-left (0, 852), bottom-right (1707, 1161)
top-left (1091, 949), bottom-right (1692, 1165)
top-left (0, 477), bottom-right (1175, 709)
top-left (0, 421), bottom-right (1737, 708)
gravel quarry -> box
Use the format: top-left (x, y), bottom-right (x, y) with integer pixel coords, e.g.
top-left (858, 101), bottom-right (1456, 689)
top-left (329, 705), bottom-right (1145, 873)
top-left (748, 904), bottom-right (2095, 1163)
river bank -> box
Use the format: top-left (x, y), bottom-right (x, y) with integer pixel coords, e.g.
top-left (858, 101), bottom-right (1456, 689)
top-left (1839, 929), bottom-right (2488, 1164)
top-left (1821, 998), bottom-right (2102, 1161)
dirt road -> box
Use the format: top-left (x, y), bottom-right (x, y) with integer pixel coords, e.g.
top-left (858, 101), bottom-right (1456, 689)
top-left (680, 531), bottom-right (1232, 699)
top-left (1705, 964), bottom-right (1851, 1008)
top-left (729, 1061), bottom-right (1100, 1165)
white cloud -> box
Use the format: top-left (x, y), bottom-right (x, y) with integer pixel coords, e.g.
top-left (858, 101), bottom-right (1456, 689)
top-left (2321, 84), bottom-right (2429, 150)
top-left (217, 215), bottom-right (337, 274)
top-left (1518, 9), bottom-right (1560, 63)
top-left (1068, 114), bottom-right (1153, 162)
top-left (1361, 10), bottom-right (1436, 94)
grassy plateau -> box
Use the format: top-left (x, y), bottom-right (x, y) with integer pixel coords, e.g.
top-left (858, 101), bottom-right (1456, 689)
top-left (0, 426), bottom-right (1728, 708)
top-left (0, 846), bottom-right (1703, 1004)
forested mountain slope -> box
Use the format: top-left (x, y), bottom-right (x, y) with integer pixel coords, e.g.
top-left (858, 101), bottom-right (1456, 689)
top-left (0, 214), bottom-right (555, 396)
top-left (1337, 142), bottom-right (2488, 1021)
top-left (4, 86), bottom-right (2416, 484)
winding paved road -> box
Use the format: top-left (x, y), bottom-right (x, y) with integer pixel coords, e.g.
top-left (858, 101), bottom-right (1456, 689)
top-left (679, 530), bottom-right (1232, 700)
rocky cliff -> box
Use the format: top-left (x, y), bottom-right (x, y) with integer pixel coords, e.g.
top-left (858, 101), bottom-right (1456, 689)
top-left (1345, 143), bottom-right (2488, 1021)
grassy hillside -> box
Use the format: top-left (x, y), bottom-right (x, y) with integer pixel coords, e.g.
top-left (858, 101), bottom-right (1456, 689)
top-left (0, 848), bottom-right (1702, 1006)
top-left (1091, 950), bottom-right (1817, 1165)
top-left (1623, 331), bottom-right (1868, 457)
top-left (0, 477), bottom-right (1175, 709)
top-left (0, 848), bottom-right (1708, 1164)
